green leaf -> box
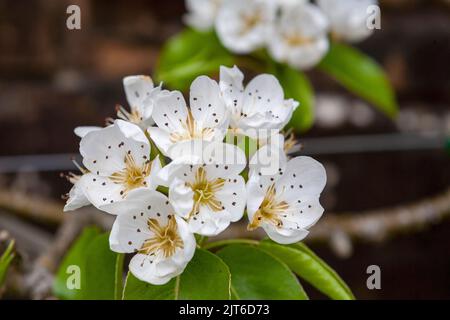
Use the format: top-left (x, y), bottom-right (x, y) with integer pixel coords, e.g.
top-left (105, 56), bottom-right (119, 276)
top-left (156, 28), bottom-right (234, 90)
top-left (273, 64), bottom-right (315, 132)
top-left (0, 240), bottom-right (15, 287)
top-left (319, 43), bottom-right (398, 118)
top-left (123, 249), bottom-right (231, 300)
top-left (259, 240), bottom-right (355, 300)
top-left (53, 226), bottom-right (100, 299)
top-left (217, 244), bottom-right (308, 300)
top-left (53, 228), bottom-right (122, 300)
top-left (83, 233), bottom-right (120, 299)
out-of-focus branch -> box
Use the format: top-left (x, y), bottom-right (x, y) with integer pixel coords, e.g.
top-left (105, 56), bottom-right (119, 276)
top-left (307, 187), bottom-right (450, 257)
top-left (0, 189), bottom-right (64, 225)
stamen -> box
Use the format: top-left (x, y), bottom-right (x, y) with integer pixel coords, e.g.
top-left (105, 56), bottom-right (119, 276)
top-left (186, 167), bottom-right (225, 218)
top-left (109, 154), bottom-right (152, 196)
top-left (247, 184), bottom-right (290, 231)
top-left (169, 110), bottom-right (216, 143)
top-left (139, 217), bottom-right (184, 258)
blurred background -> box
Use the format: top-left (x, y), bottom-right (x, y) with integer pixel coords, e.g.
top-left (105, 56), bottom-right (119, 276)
top-left (0, 0), bottom-right (449, 299)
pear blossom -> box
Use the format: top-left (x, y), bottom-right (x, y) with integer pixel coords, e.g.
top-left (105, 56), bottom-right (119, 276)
top-left (219, 65), bottom-right (298, 139)
top-left (157, 141), bottom-right (247, 236)
top-left (64, 120), bottom-right (161, 213)
top-left (108, 189), bottom-right (195, 285)
top-left (317, 0), bottom-right (378, 43)
top-left (268, 2), bottom-right (329, 70)
top-left (215, 0), bottom-right (276, 54)
top-left (63, 172), bottom-right (91, 212)
top-left (116, 75), bottom-right (165, 129)
top-left (184, 0), bottom-right (223, 31)
top-left (246, 145), bottom-right (326, 244)
top-left (148, 76), bottom-right (228, 157)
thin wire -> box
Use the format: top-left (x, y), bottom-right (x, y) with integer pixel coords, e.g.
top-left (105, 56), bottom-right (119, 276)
top-left (0, 133), bottom-right (447, 173)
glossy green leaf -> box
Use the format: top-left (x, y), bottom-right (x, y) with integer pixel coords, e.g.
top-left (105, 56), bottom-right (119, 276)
top-left (83, 233), bottom-right (120, 300)
top-left (259, 240), bottom-right (355, 300)
top-left (274, 64), bottom-right (315, 132)
top-left (53, 228), bottom-right (121, 300)
top-left (156, 28), bottom-right (234, 90)
top-left (0, 240), bottom-right (15, 287)
top-left (53, 226), bottom-right (100, 299)
top-left (319, 43), bottom-right (397, 118)
top-left (217, 244), bottom-right (308, 300)
top-left (123, 249), bottom-right (231, 300)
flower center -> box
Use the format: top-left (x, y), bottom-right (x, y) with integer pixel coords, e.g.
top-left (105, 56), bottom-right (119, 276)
top-left (247, 184), bottom-right (289, 231)
top-left (109, 153), bottom-right (152, 195)
top-left (284, 33), bottom-right (313, 47)
top-left (187, 167), bottom-right (225, 218)
top-left (116, 105), bottom-right (144, 124)
top-left (139, 216), bottom-right (184, 258)
top-left (170, 110), bottom-right (215, 143)
top-left (240, 11), bottom-right (262, 35)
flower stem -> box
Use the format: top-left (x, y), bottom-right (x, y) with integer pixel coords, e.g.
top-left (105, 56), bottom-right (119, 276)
top-left (203, 238), bottom-right (259, 250)
top-left (114, 253), bottom-right (125, 300)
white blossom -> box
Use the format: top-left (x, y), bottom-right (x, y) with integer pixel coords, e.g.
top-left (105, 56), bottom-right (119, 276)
top-left (268, 2), bottom-right (329, 70)
top-left (157, 141), bottom-right (247, 236)
top-left (66, 120), bottom-right (161, 214)
top-left (317, 0), bottom-right (378, 43)
top-left (148, 76), bottom-right (228, 157)
top-left (184, 0), bottom-right (223, 31)
top-left (116, 75), bottom-right (165, 129)
top-left (215, 0), bottom-right (276, 54)
top-left (108, 189), bottom-right (195, 285)
top-left (219, 65), bottom-right (298, 139)
top-left (246, 145), bottom-right (326, 244)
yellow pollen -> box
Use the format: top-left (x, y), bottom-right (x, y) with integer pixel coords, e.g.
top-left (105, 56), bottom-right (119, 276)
top-left (247, 184), bottom-right (289, 231)
top-left (186, 167), bottom-right (225, 219)
top-left (169, 110), bottom-right (215, 143)
top-left (109, 153), bottom-right (152, 195)
top-left (116, 105), bottom-right (144, 124)
top-left (139, 216), bottom-right (184, 258)
top-left (284, 33), bottom-right (313, 47)
top-left (240, 11), bottom-right (262, 35)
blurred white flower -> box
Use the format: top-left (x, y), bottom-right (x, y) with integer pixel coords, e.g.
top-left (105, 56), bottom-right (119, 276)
top-left (268, 2), bottom-right (329, 70)
top-left (215, 0), bottom-right (276, 53)
top-left (65, 120), bottom-right (161, 213)
top-left (220, 65), bottom-right (298, 139)
top-left (184, 0), bottom-right (223, 31)
top-left (108, 189), bottom-right (195, 285)
top-left (246, 146), bottom-right (326, 244)
top-left (158, 141), bottom-right (247, 236)
top-left (148, 76), bottom-right (228, 157)
top-left (317, 0), bottom-right (378, 42)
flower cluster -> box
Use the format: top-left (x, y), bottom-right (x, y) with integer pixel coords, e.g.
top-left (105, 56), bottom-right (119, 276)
top-left (64, 66), bottom-right (327, 285)
top-left (185, 0), bottom-right (378, 69)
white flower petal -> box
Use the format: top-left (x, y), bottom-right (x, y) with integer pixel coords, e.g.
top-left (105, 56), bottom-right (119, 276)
top-left (275, 156), bottom-right (327, 202)
top-left (214, 175), bottom-right (246, 222)
top-left (123, 75), bottom-right (154, 112)
top-left (318, 0), bottom-right (377, 42)
top-left (183, 0), bottom-right (222, 31)
top-left (80, 120), bottom-right (150, 176)
top-left (268, 3), bottom-right (329, 70)
top-left (219, 65), bottom-right (244, 121)
top-left (152, 90), bottom-right (188, 133)
top-left (190, 76), bottom-right (227, 129)
top-left (63, 174), bottom-right (91, 212)
top-left (169, 178), bottom-right (195, 219)
top-left (79, 173), bottom-right (126, 211)
top-left (74, 126), bottom-right (101, 138)
top-left (215, 0), bottom-right (275, 53)
top-left (128, 215), bottom-right (195, 286)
